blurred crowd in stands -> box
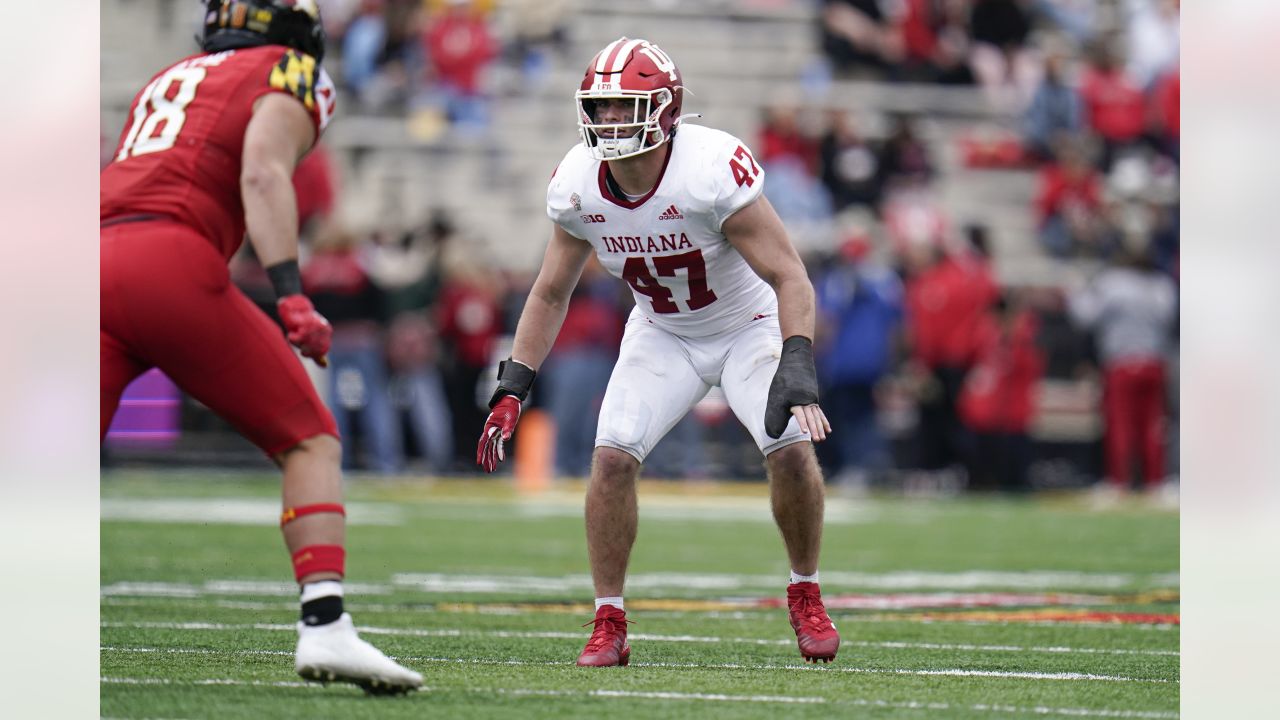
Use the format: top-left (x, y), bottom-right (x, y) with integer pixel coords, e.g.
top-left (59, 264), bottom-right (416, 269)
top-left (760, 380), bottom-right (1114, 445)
top-left (311, 0), bottom-right (572, 137)
top-left (106, 0), bottom-right (1178, 497)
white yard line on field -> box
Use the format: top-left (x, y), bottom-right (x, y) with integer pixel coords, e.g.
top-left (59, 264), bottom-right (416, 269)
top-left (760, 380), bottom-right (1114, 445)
top-left (100, 568), bottom-right (1179, 600)
top-left (98, 676), bottom-right (1177, 718)
top-left (100, 621), bottom-right (1178, 657)
top-left (100, 493), bottom-right (877, 526)
top-left (98, 595), bottom-right (1181, 633)
top-left (389, 570), bottom-right (1180, 594)
top-left (99, 498), bottom-right (402, 526)
top-left (99, 639), bottom-right (1172, 684)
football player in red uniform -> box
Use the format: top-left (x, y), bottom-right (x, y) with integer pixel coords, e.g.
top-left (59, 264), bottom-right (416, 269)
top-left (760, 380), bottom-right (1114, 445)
top-left (101, 0), bottom-right (421, 693)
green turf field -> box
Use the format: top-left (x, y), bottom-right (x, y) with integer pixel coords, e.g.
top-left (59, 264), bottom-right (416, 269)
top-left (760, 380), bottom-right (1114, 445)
top-left (101, 470), bottom-right (1179, 719)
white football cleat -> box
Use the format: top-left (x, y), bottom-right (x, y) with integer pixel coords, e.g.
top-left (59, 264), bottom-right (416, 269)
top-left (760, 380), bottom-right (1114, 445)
top-left (295, 613), bottom-right (423, 695)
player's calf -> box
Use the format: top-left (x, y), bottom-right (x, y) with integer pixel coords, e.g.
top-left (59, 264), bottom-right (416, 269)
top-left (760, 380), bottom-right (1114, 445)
top-left (283, 503), bottom-right (423, 693)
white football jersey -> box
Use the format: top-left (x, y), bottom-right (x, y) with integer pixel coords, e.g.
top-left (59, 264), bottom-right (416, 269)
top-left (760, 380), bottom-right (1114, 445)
top-left (548, 123), bottom-right (778, 338)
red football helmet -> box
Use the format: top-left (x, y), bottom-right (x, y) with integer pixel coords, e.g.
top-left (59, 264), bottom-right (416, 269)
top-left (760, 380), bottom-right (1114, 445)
top-left (576, 38), bottom-right (685, 160)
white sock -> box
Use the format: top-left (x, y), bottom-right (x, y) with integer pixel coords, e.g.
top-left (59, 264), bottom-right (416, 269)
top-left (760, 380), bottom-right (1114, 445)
top-left (595, 596), bottom-right (624, 612)
top-left (300, 579), bottom-right (345, 603)
top-left (790, 570), bottom-right (820, 585)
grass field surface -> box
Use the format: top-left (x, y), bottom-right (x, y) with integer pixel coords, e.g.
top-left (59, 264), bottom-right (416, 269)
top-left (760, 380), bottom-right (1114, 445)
top-left (101, 470), bottom-right (1179, 719)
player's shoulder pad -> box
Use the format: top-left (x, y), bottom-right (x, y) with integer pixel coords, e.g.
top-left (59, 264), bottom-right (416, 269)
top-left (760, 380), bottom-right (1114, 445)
top-left (546, 143), bottom-right (594, 226)
top-left (677, 123), bottom-right (765, 230)
top-left (267, 49), bottom-right (336, 131)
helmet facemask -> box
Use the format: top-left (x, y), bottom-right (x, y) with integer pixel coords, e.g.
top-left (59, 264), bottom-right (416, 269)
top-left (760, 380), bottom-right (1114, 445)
top-left (576, 87), bottom-right (674, 161)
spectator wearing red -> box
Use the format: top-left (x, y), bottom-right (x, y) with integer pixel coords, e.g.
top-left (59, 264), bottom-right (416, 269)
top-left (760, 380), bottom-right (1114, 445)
top-left (1079, 42), bottom-right (1146, 166)
top-left (292, 141), bottom-right (338, 236)
top-left (1149, 66), bottom-right (1179, 160)
top-left (903, 240), bottom-right (999, 472)
top-left (1068, 246), bottom-right (1177, 491)
top-left (759, 105), bottom-right (820, 176)
top-left (435, 258), bottom-right (502, 469)
top-left (1035, 137), bottom-right (1107, 257)
top-left (958, 297), bottom-right (1045, 491)
top-left (758, 104), bottom-right (834, 231)
top-left (423, 0), bottom-right (497, 129)
top-left (890, 0), bottom-right (970, 84)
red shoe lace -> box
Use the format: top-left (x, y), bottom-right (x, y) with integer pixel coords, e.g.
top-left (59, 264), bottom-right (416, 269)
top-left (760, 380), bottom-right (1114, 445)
top-left (582, 614), bottom-right (633, 651)
top-left (792, 592), bottom-right (832, 632)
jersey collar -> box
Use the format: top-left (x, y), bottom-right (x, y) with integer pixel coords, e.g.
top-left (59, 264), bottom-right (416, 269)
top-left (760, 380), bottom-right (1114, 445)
top-left (597, 142), bottom-right (674, 210)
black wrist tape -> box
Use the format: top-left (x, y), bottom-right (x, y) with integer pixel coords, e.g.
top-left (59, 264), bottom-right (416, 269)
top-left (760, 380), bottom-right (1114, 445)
top-left (266, 259), bottom-right (303, 299)
top-left (781, 335), bottom-right (814, 360)
top-left (489, 359), bottom-right (537, 407)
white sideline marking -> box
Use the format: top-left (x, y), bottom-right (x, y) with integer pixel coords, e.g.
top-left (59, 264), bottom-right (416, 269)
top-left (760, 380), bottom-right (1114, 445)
top-left (98, 676), bottom-right (1177, 718)
top-left (98, 635), bottom-right (1171, 684)
top-left (101, 580), bottom-right (391, 598)
top-left (390, 570), bottom-right (1180, 594)
top-left (103, 646), bottom-right (294, 657)
top-left (100, 498), bottom-right (402, 526)
top-left (100, 569), bottom-right (1179, 599)
top-left (100, 621), bottom-right (1177, 657)
top-left (98, 596), bottom-right (1181, 632)
top-left (99, 493), bottom-right (878, 526)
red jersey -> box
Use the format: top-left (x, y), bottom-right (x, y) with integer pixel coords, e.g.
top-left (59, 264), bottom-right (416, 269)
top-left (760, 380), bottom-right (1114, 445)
top-left (101, 45), bottom-right (335, 261)
top-left (905, 254), bottom-right (999, 369)
top-left (1079, 67), bottom-right (1145, 143)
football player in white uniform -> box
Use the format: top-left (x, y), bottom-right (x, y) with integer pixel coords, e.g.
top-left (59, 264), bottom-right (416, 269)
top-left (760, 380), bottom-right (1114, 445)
top-left (477, 37), bottom-right (840, 666)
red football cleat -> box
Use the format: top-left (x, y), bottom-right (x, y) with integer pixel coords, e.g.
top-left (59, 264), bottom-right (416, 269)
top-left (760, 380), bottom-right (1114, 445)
top-left (788, 582), bottom-right (840, 663)
top-left (577, 605), bottom-right (631, 667)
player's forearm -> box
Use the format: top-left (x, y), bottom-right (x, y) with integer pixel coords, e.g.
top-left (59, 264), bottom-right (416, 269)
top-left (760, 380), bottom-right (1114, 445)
top-left (773, 273), bottom-right (817, 342)
top-left (509, 287), bottom-right (571, 371)
top-left (241, 162), bottom-right (300, 268)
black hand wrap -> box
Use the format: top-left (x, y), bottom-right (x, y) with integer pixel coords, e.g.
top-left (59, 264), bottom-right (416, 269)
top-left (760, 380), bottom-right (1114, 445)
top-left (489, 359), bottom-right (537, 408)
top-left (764, 336), bottom-right (820, 439)
top-left (266, 259), bottom-right (303, 299)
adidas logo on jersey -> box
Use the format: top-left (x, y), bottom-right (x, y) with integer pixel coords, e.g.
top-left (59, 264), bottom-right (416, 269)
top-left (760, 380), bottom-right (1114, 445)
top-left (657, 204), bottom-right (684, 220)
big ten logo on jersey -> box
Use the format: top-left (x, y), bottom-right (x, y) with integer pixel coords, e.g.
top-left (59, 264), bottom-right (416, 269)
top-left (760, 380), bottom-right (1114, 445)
top-left (270, 50), bottom-right (335, 129)
top-left (581, 214), bottom-right (607, 223)
top-left (115, 53), bottom-right (235, 161)
top-left (728, 145), bottom-right (761, 188)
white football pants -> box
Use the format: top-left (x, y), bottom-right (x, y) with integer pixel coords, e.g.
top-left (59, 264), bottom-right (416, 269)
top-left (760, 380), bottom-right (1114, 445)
top-left (594, 310), bottom-right (810, 463)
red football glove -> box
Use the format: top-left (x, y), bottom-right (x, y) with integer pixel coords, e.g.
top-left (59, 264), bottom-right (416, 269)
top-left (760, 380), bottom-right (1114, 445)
top-left (277, 295), bottom-right (332, 368)
top-left (477, 395), bottom-right (521, 473)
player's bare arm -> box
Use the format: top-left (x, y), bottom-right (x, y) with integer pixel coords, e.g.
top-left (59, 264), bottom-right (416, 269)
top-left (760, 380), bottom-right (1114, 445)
top-left (722, 194), bottom-right (831, 442)
top-left (510, 223), bottom-right (596, 370)
top-left (240, 92), bottom-right (332, 367)
top-left (477, 223), bottom-right (594, 472)
top-left (241, 92), bottom-right (316, 267)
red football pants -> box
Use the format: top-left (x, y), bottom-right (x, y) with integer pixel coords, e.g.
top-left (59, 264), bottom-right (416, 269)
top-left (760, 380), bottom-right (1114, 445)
top-left (101, 220), bottom-right (337, 456)
top-left (1102, 359), bottom-right (1166, 487)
